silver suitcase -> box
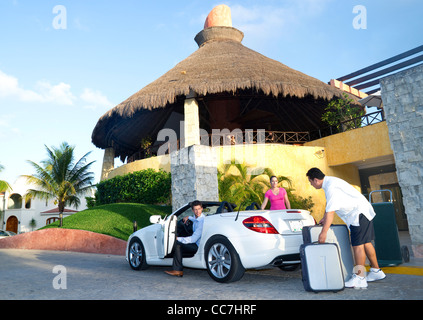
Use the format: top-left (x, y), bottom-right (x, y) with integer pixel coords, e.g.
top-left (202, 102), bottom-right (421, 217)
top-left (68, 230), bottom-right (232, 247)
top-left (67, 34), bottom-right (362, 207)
top-left (300, 243), bottom-right (345, 292)
top-left (302, 224), bottom-right (354, 281)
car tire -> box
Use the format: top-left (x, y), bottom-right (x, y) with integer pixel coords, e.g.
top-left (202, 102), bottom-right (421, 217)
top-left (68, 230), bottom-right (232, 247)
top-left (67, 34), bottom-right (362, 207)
top-left (205, 235), bottom-right (245, 283)
top-left (128, 237), bottom-right (149, 270)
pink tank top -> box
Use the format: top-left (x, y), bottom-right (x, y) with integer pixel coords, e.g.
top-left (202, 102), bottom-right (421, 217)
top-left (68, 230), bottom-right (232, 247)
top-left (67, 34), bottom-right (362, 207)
top-left (265, 188), bottom-right (287, 210)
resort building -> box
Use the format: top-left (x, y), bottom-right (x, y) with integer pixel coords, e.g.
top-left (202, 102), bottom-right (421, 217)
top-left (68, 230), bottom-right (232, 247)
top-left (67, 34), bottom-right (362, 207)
top-left (91, 6), bottom-right (423, 257)
top-left (0, 176), bottom-right (89, 234)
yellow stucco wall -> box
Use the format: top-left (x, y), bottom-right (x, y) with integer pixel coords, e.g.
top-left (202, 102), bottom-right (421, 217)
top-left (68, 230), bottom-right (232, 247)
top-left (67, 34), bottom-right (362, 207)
top-left (304, 121), bottom-right (393, 167)
top-left (104, 121), bottom-right (392, 224)
top-left (214, 143), bottom-right (358, 223)
top-left (106, 154), bottom-right (171, 180)
top-left (301, 121), bottom-right (393, 222)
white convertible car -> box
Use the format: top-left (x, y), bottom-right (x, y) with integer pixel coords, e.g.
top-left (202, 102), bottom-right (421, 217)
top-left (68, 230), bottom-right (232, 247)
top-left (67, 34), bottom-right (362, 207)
top-left (126, 201), bottom-right (315, 283)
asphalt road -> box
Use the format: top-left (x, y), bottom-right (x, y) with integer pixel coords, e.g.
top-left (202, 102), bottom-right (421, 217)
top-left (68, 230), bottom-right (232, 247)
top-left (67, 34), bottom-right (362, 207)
top-left (1, 248), bottom-right (422, 303)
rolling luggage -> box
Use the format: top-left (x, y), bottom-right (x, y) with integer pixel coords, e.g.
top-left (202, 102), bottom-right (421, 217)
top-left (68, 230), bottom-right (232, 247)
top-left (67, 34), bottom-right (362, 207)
top-left (302, 224), bottom-right (354, 281)
top-left (370, 190), bottom-right (405, 267)
top-left (300, 242), bottom-right (344, 292)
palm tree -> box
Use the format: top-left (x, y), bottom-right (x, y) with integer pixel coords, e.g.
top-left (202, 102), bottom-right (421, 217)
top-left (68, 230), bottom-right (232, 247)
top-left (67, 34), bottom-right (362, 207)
top-left (217, 160), bottom-right (292, 210)
top-left (217, 160), bottom-right (314, 212)
top-left (23, 142), bottom-right (95, 227)
top-left (0, 164), bottom-right (12, 192)
top-left (0, 164), bottom-right (12, 228)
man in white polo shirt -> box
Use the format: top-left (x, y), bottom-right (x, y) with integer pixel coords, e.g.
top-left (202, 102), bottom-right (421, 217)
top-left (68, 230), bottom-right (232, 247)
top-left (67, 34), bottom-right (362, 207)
top-left (306, 168), bottom-right (386, 289)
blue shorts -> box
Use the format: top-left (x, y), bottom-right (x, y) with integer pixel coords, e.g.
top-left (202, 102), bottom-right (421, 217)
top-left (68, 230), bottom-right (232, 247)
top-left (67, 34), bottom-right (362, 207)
top-left (350, 214), bottom-right (375, 246)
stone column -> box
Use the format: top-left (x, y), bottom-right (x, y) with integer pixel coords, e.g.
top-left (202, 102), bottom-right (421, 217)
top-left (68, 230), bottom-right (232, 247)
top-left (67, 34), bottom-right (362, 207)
top-left (380, 64), bottom-right (423, 257)
top-left (183, 91), bottom-right (200, 148)
top-left (171, 145), bottom-right (219, 210)
top-left (100, 147), bottom-right (115, 181)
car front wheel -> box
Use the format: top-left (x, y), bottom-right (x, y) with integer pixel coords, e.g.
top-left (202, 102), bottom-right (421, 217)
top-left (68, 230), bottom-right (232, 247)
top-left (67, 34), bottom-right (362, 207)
top-left (128, 237), bottom-right (148, 270)
top-left (205, 236), bottom-right (245, 283)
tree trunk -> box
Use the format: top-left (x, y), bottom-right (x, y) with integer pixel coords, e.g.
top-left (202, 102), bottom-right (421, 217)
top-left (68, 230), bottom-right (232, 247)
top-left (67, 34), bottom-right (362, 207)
top-left (58, 201), bottom-right (65, 227)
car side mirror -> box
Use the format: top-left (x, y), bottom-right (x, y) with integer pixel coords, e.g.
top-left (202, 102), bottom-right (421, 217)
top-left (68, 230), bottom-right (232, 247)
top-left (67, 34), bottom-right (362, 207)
top-left (149, 215), bottom-right (162, 224)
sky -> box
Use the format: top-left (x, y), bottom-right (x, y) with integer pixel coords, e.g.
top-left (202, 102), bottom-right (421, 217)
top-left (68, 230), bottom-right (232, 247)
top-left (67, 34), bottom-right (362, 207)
top-left (0, 0), bottom-right (422, 185)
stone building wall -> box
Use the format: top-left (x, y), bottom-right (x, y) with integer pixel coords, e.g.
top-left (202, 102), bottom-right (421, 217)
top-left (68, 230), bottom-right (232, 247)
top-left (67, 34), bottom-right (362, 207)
top-left (380, 64), bottom-right (423, 257)
top-left (170, 145), bottom-right (219, 210)
top-left (100, 147), bottom-right (115, 181)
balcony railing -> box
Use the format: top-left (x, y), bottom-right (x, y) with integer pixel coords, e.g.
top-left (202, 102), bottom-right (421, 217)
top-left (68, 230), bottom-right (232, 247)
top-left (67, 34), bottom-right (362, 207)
top-left (127, 110), bottom-right (384, 163)
top-left (310, 109), bottom-right (385, 140)
top-left (202, 130), bottom-right (310, 146)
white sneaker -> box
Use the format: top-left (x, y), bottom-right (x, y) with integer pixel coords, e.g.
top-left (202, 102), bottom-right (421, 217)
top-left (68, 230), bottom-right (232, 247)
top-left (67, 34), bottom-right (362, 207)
top-left (366, 268), bottom-right (386, 282)
top-left (345, 274), bottom-right (368, 289)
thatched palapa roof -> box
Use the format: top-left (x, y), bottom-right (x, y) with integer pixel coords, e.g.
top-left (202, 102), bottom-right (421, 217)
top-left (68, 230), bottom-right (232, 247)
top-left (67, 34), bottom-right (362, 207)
top-left (92, 11), bottom-right (352, 160)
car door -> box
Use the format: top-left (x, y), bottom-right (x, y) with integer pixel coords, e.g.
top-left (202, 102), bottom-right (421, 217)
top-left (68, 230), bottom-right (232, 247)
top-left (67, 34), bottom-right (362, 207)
top-left (163, 214), bottom-right (177, 257)
top-left (155, 225), bottom-right (165, 258)
top-left (162, 204), bottom-right (196, 258)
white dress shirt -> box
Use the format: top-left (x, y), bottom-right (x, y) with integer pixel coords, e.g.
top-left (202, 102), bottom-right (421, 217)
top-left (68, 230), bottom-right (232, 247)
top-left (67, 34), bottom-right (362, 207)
top-left (177, 213), bottom-right (205, 246)
top-left (322, 176), bottom-right (376, 228)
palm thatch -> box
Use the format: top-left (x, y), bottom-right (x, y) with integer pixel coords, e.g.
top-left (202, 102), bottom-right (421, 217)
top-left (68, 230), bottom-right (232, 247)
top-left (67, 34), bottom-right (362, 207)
top-left (92, 26), bottom-right (354, 159)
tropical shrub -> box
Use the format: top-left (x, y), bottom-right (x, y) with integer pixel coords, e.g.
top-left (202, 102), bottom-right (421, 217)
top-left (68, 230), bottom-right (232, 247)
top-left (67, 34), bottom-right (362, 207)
top-left (95, 169), bottom-right (171, 205)
top-left (217, 160), bottom-right (314, 211)
top-left (321, 93), bottom-right (365, 131)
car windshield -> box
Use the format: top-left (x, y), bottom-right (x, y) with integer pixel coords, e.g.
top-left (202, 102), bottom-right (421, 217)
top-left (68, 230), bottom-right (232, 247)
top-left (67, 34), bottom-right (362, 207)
top-left (176, 204), bottom-right (223, 221)
top-left (203, 205), bottom-right (222, 216)
top-left (178, 203), bottom-right (230, 221)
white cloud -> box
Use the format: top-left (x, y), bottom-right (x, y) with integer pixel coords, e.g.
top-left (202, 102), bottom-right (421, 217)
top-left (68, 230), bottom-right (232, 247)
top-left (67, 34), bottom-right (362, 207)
top-left (229, 0), bottom-right (334, 43)
top-left (0, 70), bottom-right (75, 105)
top-left (0, 69), bottom-right (113, 110)
top-left (73, 18), bottom-right (90, 31)
top-left (0, 70), bottom-right (43, 102)
top-left (0, 70), bottom-right (18, 94)
top-left (231, 4), bottom-right (289, 37)
top-left (80, 88), bottom-right (113, 110)
top-left (35, 80), bottom-right (76, 105)
top-left (0, 114), bottom-right (20, 139)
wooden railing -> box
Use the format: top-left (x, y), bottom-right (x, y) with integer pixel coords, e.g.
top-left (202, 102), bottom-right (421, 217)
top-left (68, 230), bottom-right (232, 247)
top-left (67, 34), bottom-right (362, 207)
top-left (127, 110), bottom-right (385, 163)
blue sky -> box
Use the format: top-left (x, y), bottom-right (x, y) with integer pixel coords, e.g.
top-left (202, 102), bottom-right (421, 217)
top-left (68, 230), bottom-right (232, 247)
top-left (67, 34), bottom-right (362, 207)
top-left (0, 0), bottom-right (422, 184)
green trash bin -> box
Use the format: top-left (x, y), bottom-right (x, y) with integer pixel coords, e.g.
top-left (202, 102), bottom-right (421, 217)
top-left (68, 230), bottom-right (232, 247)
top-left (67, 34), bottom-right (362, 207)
top-left (369, 190), bottom-right (405, 267)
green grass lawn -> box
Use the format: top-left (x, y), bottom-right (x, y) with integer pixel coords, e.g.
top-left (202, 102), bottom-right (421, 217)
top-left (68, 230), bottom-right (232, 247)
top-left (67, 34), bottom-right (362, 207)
top-left (41, 203), bottom-right (172, 241)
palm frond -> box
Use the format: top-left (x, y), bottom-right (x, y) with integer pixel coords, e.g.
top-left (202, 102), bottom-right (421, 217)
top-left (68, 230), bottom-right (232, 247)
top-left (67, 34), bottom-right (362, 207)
top-left (0, 180), bottom-right (12, 192)
top-left (217, 158), bottom-right (294, 209)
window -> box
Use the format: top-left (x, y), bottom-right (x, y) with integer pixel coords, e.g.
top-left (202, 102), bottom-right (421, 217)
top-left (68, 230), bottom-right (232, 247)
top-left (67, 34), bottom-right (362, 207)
top-left (8, 194), bottom-right (22, 209)
top-left (46, 217), bottom-right (59, 225)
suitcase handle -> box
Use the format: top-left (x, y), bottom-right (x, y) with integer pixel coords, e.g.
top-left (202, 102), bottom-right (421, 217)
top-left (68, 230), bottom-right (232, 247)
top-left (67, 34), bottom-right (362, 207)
top-left (369, 189), bottom-right (392, 203)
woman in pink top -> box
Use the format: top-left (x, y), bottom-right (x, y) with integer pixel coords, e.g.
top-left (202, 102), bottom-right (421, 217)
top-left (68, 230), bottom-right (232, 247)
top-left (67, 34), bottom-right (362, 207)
top-left (261, 176), bottom-right (291, 210)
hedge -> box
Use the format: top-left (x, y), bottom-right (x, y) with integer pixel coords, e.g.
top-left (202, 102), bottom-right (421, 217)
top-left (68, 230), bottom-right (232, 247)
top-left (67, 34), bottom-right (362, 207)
top-left (95, 169), bottom-right (171, 205)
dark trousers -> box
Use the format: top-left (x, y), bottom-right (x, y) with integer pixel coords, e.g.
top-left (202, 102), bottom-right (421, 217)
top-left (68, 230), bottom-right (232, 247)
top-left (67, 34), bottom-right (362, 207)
top-left (172, 241), bottom-right (198, 271)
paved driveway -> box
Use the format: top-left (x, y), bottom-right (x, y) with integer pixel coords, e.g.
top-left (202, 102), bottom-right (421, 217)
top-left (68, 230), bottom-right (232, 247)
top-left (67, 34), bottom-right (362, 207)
top-left (1, 249), bottom-right (422, 301)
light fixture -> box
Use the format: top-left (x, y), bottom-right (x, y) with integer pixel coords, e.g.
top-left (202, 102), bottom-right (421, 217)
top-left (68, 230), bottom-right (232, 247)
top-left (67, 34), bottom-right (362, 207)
top-left (314, 149), bottom-right (325, 159)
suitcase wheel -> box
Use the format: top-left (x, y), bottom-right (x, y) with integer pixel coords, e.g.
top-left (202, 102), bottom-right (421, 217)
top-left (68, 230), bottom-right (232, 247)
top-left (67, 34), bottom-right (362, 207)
top-left (401, 245), bottom-right (410, 263)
